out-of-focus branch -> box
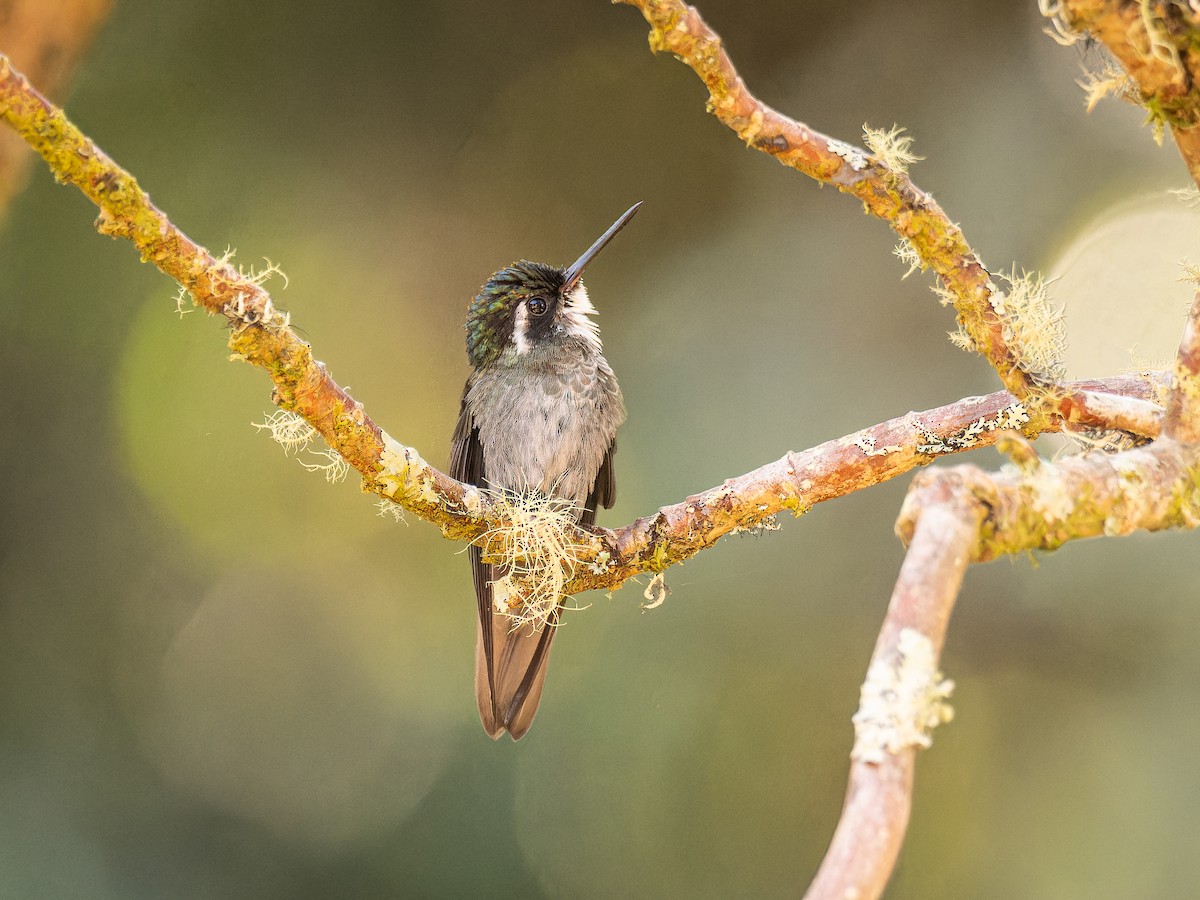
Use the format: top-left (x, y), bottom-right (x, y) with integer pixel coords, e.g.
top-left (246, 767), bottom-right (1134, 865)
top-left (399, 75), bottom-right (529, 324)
top-left (1166, 287), bottom-right (1200, 442)
top-left (1050, 2), bottom-right (1200, 441)
top-left (0, 0), bottom-right (111, 215)
top-left (807, 430), bottom-right (1200, 900)
top-left (1058, 0), bottom-right (1200, 188)
top-left (806, 477), bottom-right (979, 900)
top-left (616, 0), bottom-right (1048, 401)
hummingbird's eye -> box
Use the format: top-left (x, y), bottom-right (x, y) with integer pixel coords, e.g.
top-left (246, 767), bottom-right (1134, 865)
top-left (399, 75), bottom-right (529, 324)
top-left (526, 296), bottom-right (548, 317)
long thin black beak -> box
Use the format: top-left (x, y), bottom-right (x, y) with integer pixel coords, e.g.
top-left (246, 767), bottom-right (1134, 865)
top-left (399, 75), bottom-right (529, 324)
top-left (561, 202), bottom-right (642, 293)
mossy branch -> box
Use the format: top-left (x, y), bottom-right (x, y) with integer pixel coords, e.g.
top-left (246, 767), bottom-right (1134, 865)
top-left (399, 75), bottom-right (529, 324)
top-left (7, 15), bottom-right (1200, 896)
top-left (0, 52), bottom-right (484, 540)
top-left (0, 50), bottom-right (1167, 600)
top-left (617, 0), bottom-right (1056, 403)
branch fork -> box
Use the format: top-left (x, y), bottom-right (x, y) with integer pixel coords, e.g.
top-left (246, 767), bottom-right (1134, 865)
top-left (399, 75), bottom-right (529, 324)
top-left (5, 2), bottom-right (1200, 894)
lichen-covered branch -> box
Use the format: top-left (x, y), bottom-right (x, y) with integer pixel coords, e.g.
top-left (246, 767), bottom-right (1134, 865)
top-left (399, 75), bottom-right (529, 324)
top-left (0, 52), bottom-right (485, 539)
top-left (570, 375), bottom-right (1163, 594)
top-left (1, 51), bottom-right (1168, 600)
top-left (806, 478), bottom-right (977, 900)
top-left (1166, 287), bottom-right (1200, 442)
top-left (616, 0), bottom-right (1049, 401)
top-left (805, 430), bottom-right (1200, 899)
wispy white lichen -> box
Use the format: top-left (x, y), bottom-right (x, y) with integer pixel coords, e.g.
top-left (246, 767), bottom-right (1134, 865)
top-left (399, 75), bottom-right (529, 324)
top-left (1038, 0), bottom-right (1082, 46)
top-left (476, 490), bottom-right (587, 632)
top-left (375, 498), bottom-right (408, 524)
top-left (863, 123), bottom-right (922, 174)
top-left (893, 238), bottom-right (924, 279)
top-left (1178, 259), bottom-right (1200, 287)
top-left (254, 409), bottom-right (317, 455)
top-left (298, 447), bottom-right (350, 483)
top-left (1170, 185), bottom-right (1200, 208)
top-left (995, 268), bottom-right (1068, 384)
top-left (851, 628), bottom-right (955, 764)
top-left (239, 257), bottom-right (290, 291)
top-left (173, 284), bottom-right (194, 318)
top-left (1077, 64), bottom-right (1136, 112)
top-left (254, 410), bottom-right (348, 483)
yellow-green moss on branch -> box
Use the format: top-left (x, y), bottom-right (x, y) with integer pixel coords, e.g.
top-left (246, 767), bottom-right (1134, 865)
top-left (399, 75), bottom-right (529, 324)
top-left (0, 51), bottom-right (478, 537)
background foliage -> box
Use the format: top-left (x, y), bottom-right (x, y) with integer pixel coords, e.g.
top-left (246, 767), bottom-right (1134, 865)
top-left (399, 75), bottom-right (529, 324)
top-left (2, 1), bottom-right (1199, 896)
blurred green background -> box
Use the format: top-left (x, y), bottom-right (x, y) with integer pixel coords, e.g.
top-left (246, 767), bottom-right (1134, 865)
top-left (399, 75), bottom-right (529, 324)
top-left (3, 1), bottom-right (1200, 897)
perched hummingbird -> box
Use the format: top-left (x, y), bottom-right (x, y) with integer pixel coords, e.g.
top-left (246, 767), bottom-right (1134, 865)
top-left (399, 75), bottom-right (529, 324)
top-left (450, 203), bottom-right (639, 740)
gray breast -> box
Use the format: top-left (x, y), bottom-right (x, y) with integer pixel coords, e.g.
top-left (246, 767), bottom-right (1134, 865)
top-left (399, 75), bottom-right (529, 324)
top-left (467, 350), bottom-right (625, 509)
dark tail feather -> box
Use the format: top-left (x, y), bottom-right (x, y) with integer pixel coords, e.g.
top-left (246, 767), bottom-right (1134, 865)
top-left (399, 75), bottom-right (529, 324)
top-left (471, 545), bottom-right (560, 740)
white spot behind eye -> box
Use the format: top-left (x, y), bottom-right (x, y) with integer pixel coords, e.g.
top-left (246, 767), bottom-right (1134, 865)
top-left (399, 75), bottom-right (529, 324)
top-left (513, 300), bottom-right (530, 354)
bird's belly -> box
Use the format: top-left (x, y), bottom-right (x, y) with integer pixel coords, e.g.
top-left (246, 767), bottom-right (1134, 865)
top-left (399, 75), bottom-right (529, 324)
top-left (471, 371), bottom-right (620, 507)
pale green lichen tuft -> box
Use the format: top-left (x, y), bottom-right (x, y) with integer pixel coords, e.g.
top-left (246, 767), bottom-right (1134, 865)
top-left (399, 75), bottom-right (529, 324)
top-left (253, 409), bottom-right (317, 455)
top-left (995, 268), bottom-right (1068, 383)
top-left (476, 489), bottom-right (587, 632)
top-left (893, 238), bottom-right (924, 279)
top-left (851, 628), bottom-right (955, 763)
top-left (862, 123), bottom-right (922, 174)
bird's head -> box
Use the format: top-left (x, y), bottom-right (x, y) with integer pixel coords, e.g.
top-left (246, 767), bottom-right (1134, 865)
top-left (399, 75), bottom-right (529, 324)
top-left (465, 202), bottom-right (641, 368)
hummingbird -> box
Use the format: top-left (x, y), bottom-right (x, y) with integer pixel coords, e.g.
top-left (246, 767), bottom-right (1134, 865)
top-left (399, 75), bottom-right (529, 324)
top-left (450, 202), bottom-right (640, 740)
